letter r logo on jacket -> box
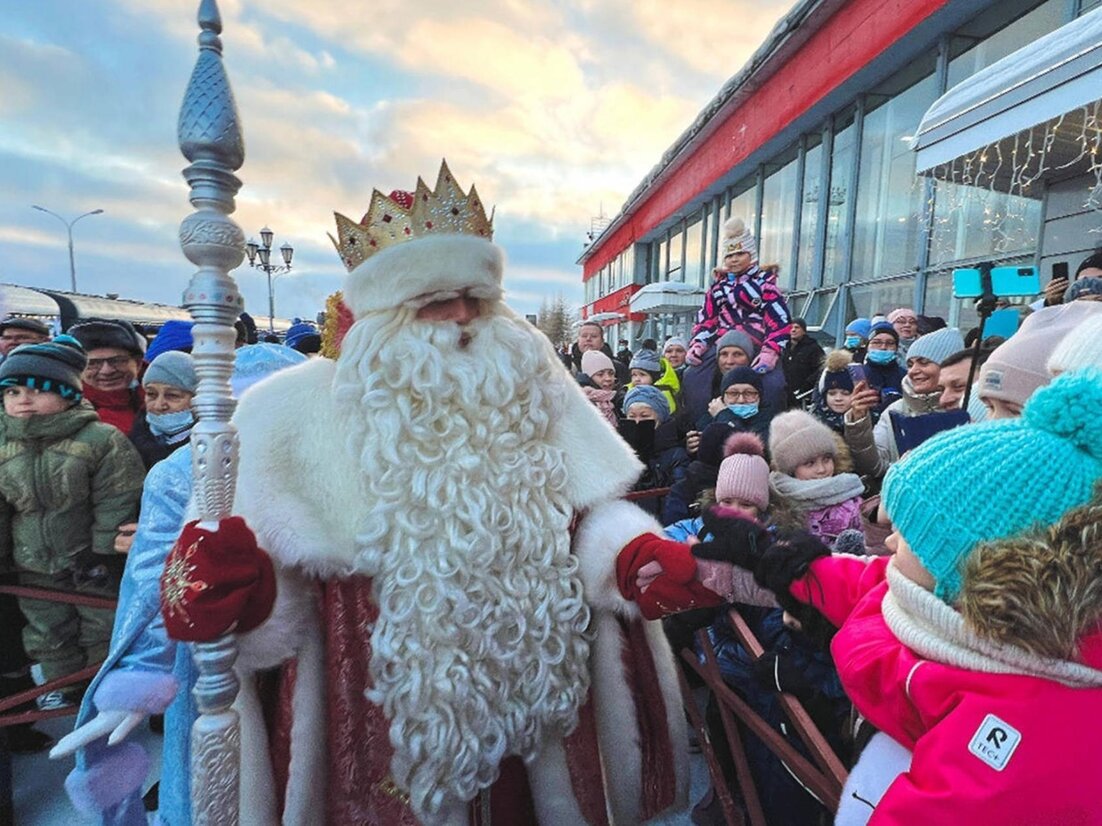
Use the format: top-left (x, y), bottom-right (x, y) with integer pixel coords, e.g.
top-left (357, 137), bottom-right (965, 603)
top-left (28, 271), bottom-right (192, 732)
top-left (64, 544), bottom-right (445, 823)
top-left (968, 714), bottom-right (1021, 771)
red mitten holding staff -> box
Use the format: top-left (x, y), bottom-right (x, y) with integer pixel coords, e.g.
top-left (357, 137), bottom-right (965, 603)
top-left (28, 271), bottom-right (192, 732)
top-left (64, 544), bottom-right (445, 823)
top-left (160, 516), bottom-right (277, 641)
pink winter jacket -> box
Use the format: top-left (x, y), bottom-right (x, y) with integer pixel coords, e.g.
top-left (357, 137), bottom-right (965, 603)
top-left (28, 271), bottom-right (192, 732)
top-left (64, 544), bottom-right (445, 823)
top-left (790, 554), bottom-right (1102, 825)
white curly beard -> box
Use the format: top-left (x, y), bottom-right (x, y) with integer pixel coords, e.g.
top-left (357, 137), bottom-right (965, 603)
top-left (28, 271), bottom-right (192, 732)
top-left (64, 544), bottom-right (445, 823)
top-left (332, 302), bottom-right (592, 822)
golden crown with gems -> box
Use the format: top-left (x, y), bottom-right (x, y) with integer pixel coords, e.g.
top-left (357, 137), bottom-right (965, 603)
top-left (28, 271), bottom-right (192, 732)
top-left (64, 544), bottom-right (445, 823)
top-left (329, 160), bottom-right (494, 272)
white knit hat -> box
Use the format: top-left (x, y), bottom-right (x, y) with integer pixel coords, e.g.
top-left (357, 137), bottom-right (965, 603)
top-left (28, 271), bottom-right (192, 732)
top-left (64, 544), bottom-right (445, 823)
top-left (720, 217), bottom-right (757, 261)
top-left (1047, 311), bottom-right (1102, 375)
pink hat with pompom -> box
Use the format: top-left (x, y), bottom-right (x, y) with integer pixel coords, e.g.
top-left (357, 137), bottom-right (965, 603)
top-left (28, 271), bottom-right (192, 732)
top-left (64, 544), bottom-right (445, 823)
top-left (715, 432), bottom-right (770, 510)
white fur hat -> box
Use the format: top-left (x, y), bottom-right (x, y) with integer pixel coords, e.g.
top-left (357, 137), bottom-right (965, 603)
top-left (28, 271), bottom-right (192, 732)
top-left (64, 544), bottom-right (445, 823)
top-left (720, 216), bottom-right (757, 261)
top-left (342, 234), bottom-right (504, 319)
top-left (1047, 311), bottom-right (1102, 375)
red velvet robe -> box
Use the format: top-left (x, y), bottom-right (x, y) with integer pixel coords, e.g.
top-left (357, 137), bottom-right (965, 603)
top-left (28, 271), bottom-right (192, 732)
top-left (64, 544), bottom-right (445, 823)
top-left (267, 576), bottom-right (679, 825)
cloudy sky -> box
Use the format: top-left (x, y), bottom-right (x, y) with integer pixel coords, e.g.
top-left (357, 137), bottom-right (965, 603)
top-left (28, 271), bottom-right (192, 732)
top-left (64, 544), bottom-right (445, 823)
top-left (1, 0), bottom-right (794, 322)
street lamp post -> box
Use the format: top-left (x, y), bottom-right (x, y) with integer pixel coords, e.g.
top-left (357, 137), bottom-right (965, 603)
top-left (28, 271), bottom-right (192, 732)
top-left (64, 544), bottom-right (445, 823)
top-left (244, 227), bottom-right (293, 333)
top-left (31, 205), bottom-right (105, 293)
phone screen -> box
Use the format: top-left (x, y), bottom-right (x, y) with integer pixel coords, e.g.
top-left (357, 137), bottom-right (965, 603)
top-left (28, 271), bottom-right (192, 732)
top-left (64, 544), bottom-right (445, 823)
top-left (1053, 261), bottom-right (1070, 282)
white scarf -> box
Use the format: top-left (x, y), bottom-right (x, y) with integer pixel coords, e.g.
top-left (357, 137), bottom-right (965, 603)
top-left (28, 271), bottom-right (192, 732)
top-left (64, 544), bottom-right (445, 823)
top-left (881, 562), bottom-right (1102, 688)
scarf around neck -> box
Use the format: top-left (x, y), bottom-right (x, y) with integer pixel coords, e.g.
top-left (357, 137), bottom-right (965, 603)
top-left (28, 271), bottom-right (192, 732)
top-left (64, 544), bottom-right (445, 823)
top-left (900, 375), bottom-right (942, 415)
top-left (882, 562), bottom-right (1102, 689)
top-left (769, 471), bottom-right (864, 509)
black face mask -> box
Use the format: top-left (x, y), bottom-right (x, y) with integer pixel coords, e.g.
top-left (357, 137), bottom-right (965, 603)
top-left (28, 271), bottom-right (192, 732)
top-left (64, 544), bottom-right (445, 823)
top-left (618, 418), bottom-right (657, 463)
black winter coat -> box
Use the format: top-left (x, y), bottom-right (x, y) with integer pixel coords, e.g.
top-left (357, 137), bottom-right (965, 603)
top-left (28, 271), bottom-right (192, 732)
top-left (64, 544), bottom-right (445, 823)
top-left (782, 336), bottom-right (824, 404)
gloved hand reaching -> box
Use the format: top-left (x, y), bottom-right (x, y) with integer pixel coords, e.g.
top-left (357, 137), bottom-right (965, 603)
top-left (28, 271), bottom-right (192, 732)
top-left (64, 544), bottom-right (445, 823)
top-left (693, 506), bottom-right (774, 569)
top-left (49, 709), bottom-right (146, 759)
top-left (616, 533), bottom-right (724, 620)
top-left (685, 339), bottom-right (709, 367)
top-left (751, 347), bottom-right (779, 374)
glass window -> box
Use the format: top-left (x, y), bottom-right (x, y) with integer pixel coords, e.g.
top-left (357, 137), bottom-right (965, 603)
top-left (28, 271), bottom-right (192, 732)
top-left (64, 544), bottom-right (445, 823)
top-left (759, 145), bottom-right (800, 279)
top-left (824, 109), bottom-right (857, 285)
top-left (797, 135), bottom-right (823, 291)
top-left (668, 231), bottom-right (683, 280)
top-left (728, 179), bottom-right (758, 237)
top-left (947, 0), bottom-right (1067, 88)
top-left (622, 246), bottom-right (636, 287)
top-left (657, 239), bottom-right (667, 283)
top-left (852, 57), bottom-right (939, 280)
top-left (684, 217), bottom-right (703, 285)
top-left (846, 276), bottom-right (916, 320)
top-left (929, 177), bottom-right (1043, 266)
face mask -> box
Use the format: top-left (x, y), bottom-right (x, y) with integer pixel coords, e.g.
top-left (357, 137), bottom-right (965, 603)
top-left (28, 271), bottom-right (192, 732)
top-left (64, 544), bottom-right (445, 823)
top-left (727, 403), bottom-right (759, 419)
top-left (866, 349), bottom-right (897, 365)
top-left (844, 336), bottom-right (861, 349)
top-left (147, 409), bottom-right (195, 438)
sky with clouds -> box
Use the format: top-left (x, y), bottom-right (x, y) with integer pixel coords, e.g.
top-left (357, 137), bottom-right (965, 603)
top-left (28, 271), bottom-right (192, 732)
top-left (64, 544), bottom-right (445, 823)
top-left (1, 0), bottom-right (795, 322)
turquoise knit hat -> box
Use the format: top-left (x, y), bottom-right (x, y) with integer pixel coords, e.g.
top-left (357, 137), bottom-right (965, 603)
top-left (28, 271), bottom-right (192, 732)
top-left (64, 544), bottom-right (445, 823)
top-left (881, 367), bottom-right (1102, 602)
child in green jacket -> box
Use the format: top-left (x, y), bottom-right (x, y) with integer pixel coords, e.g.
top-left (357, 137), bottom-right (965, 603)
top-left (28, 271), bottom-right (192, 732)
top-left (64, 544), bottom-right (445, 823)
top-left (0, 336), bottom-right (144, 708)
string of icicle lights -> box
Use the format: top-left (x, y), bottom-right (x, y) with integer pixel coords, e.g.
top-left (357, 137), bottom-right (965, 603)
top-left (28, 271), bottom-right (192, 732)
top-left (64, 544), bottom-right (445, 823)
top-left (913, 100), bottom-right (1102, 264)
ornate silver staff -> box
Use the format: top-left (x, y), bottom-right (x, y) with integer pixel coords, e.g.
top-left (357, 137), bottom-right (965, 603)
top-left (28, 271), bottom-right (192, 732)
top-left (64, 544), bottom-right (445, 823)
top-left (177, 0), bottom-right (247, 821)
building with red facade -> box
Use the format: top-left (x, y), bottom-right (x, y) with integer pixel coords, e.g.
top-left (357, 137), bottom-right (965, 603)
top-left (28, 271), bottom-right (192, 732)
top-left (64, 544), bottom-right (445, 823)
top-left (579, 0), bottom-right (1097, 346)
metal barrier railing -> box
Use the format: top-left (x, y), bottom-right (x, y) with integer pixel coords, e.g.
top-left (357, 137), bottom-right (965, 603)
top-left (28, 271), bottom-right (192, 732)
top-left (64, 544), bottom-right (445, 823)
top-left (679, 611), bottom-right (848, 825)
top-left (0, 585), bottom-right (116, 727)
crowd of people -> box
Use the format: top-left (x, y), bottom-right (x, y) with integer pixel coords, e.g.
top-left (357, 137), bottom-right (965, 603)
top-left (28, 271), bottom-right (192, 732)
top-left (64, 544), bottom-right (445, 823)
top-left (0, 200), bottom-right (1097, 826)
top-left (563, 219), bottom-right (1102, 823)
top-left (0, 313), bottom-right (319, 745)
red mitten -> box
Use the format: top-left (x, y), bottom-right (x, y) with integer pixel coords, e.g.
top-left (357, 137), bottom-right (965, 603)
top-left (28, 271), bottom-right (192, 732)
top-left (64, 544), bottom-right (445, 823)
top-left (616, 533), bottom-right (724, 620)
top-left (160, 516), bottom-right (276, 642)
top-left (636, 577), bottom-right (723, 621)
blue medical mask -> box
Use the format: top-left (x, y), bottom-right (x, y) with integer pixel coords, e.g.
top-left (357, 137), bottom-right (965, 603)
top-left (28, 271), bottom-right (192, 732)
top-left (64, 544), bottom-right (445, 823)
top-left (147, 409), bottom-right (195, 438)
top-left (844, 336), bottom-right (862, 349)
top-left (727, 403), bottom-right (759, 419)
top-left (866, 349), bottom-right (898, 366)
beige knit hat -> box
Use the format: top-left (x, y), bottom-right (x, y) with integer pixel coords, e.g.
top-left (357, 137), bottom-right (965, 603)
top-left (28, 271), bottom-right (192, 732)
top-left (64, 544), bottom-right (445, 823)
top-left (768, 410), bottom-right (838, 476)
top-left (720, 217), bottom-right (757, 262)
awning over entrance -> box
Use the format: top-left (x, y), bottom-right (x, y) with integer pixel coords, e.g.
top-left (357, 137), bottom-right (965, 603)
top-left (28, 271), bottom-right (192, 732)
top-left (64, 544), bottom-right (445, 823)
top-left (914, 6), bottom-right (1102, 182)
top-left (577, 311), bottom-right (625, 326)
top-left (629, 281), bottom-right (705, 315)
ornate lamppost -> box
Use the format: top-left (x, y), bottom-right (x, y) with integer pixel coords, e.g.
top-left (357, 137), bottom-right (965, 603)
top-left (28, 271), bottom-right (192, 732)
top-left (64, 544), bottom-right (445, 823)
top-left (244, 229), bottom-right (293, 333)
top-left (30, 205), bottom-right (104, 293)
top-left (176, 0), bottom-right (247, 821)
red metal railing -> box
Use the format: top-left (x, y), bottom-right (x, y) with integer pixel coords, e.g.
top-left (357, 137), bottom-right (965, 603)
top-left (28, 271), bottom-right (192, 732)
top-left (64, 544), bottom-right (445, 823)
top-left (0, 584), bottom-right (116, 727)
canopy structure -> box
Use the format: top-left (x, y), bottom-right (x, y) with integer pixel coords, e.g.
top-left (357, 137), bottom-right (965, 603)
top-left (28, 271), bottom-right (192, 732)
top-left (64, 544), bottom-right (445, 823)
top-left (0, 284), bottom-right (62, 318)
top-left (578, 311), bottom-right (626, 325)
top-left (914, 6), bottom-right (1102, 186)
top-left (629, 281), bottom-right (705, 315)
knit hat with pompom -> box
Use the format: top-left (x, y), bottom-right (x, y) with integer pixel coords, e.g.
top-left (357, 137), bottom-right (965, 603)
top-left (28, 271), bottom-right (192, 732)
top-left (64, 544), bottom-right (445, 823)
top-left (882, 367), bottom-right (1102, 602)
top-left (715, 432), bottom-right (770, 511)
top-left (769, 410), bottom-right (839, 476)
top-left (821, 349), bottom-right (860, 393)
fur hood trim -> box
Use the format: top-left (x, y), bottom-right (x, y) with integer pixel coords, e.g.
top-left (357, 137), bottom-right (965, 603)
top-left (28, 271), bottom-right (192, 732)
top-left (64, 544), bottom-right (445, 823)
top-left (233, 358), bottom-right (365, 577)
top-left (574, 500), bottom-right (665, 619)
top-left (343, 234), bottom-right (503, 318)
top-left (960, 501), bottom-right (1102, 664)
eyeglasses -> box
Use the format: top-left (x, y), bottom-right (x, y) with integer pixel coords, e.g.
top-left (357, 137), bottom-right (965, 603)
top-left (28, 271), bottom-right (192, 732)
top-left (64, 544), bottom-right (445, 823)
top-left (723, 389), bottom-right (760, 402)
top-left (0, 334), bottom-right (44, 344)
top-left (85, 355), bottom-right (135, 372)
top-left (868, 337), bottom-right (897, 350)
